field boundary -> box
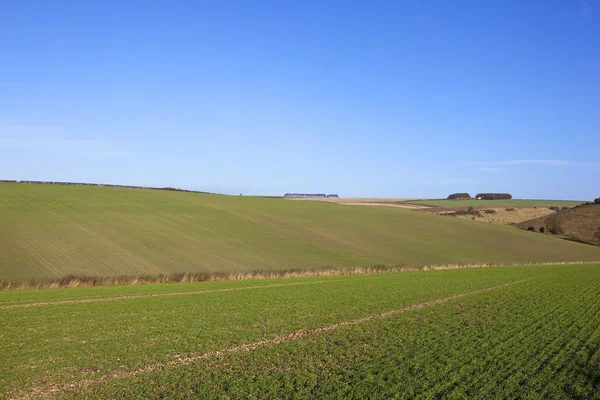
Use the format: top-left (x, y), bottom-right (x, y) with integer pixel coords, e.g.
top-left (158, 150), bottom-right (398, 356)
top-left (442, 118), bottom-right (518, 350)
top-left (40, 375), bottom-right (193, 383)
top-left (1, 261), bottom-right (597, 291)
top-left (0, 180), bottom-right (215, 195)
top-left (17, 279), bottom-right (527, 399)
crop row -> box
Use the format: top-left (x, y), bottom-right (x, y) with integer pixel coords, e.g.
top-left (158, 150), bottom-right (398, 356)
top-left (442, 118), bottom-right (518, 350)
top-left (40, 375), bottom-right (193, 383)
top-left (3, 265), bottom-right (600, 398)
top-left (1, 266), bottom-right (537, 398)
top-left (63, 264), bottom-right (600, 399)
top-left (3, 183), bottom-right (600, 281)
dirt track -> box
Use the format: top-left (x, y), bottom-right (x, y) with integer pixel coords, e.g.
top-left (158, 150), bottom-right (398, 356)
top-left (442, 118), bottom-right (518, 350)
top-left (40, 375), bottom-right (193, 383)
top-left (285, 197), bottom-right (420, 204)
top-left (342, 202), bottom-right (429, 210)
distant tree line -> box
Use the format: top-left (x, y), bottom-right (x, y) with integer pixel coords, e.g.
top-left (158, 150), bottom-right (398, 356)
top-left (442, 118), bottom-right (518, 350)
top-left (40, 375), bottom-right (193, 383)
top-left (0, 180), bottom-right (213, 194)
top-left (475, 193), bottom-right (512, 200)
top-left (284, 193), bottom-right (339, 198)
top-left (447, 193), bottom-right (471, 200)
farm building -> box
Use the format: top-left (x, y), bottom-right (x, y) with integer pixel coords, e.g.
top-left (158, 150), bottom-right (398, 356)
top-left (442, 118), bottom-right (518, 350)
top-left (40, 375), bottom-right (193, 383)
top-left (283, 193), bottom-right (339, 198)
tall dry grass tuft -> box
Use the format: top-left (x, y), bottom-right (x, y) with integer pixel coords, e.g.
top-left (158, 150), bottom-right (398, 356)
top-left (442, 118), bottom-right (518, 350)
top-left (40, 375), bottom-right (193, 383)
top-left (0, 261), bottom-right (597, 291)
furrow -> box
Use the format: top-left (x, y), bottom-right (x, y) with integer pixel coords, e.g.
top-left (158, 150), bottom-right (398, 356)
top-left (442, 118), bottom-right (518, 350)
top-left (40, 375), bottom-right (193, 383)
top-left (16, 279), bottom-right (526, 399)
top-left (427, 275), bottom-right (600, 397)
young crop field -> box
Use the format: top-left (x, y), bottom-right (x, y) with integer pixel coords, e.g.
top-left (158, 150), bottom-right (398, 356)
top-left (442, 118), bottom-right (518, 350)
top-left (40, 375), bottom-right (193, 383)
top-left (410, 199), bottom-right (585, 208)
top-left (1, 183), bottom-right (599, 281)
top-left (1, 264), bottom-right (599, 399)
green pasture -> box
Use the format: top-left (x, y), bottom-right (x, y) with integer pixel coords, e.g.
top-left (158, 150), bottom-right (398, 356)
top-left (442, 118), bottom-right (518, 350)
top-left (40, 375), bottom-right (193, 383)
top-left (1, 264), bottom-right (599, 398)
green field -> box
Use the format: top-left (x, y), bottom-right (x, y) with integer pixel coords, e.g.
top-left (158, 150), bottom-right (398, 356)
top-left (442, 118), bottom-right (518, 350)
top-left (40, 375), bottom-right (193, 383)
top-left (1, 264), bottom-right (599, 399)
top-left (410, 199), bottom-right (585, 208)
top-left (1, 184), bottom-right (599, 281)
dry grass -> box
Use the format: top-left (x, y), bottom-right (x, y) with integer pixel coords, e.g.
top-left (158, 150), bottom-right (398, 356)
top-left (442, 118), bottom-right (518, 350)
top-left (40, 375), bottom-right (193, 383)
top-left (517, 203), bottom-right (600, 245)
top-left (1, 261), bottom-right (597, 291)
top-left (438, 207), bottom-right (556, 225)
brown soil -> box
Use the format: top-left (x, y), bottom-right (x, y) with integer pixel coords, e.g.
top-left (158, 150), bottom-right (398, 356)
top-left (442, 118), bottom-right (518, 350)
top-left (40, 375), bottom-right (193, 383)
top-left (517, 203), bottom-right (600, 245)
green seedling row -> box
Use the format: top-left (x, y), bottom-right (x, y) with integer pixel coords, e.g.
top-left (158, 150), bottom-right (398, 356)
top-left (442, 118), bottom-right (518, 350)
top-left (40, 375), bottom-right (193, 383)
top-left (1, 264), bottom-right (599, 398)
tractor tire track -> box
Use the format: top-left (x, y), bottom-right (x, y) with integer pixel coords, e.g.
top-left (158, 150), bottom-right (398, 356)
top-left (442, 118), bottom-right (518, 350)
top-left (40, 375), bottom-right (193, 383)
top-left (12, 235), bottom-right (61, 277)
top-left (17, 279), bottom-right (526, 399)
top-left (48, 212), bottom-right (164, 275)
top-left (0, 278), bottom-right (353, 310)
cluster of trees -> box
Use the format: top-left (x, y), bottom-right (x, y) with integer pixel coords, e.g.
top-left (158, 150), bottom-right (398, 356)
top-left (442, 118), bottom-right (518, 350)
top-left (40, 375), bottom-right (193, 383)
top-left (0, 180), bottom-right (212, 194)
top-left (283, 193), bottom-right (339, 198)
top-left (446, 192), bottom-right (513, 200)
top-left (475, 193), bottom-right (512, 200)
top-left (447, 193), bottom-right (471, 200)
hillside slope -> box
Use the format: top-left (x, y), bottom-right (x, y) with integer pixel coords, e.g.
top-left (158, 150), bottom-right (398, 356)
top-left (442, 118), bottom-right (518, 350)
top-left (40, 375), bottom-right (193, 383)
top-left (517, 203), bottom-right (600, 246)
top-left (1, 183), bottom-right (599, 280)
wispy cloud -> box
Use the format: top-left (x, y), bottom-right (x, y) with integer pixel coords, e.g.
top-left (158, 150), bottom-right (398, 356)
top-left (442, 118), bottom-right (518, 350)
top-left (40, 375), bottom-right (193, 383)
top-left (478, 167), bottom-right (502, 172)
top-left (480, 160), bottom-right (600, 167)
top-left (0, 137), bottom-right (101, 149)
top-left (0, 136), bottom-right (132, 159)
top-left (0, 123), bottom-right (62, 137)
top-left (99, 151), bottom-right (133, 158)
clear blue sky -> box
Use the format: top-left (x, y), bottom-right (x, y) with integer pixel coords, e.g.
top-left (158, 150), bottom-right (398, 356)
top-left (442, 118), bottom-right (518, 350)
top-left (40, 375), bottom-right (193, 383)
top-left (1, 1), bottom-right (598, 199)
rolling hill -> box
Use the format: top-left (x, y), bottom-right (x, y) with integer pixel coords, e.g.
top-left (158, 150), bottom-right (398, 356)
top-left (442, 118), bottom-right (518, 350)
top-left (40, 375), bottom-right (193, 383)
top-left (1, 183), bottom-right (599, 281)
top-left (517, 203), bottom-right (600, 246)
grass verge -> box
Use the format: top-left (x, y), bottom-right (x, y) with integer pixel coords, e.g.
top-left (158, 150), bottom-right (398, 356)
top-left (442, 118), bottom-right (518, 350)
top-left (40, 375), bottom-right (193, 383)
top-left (2, 261), bottom-right (599, 291)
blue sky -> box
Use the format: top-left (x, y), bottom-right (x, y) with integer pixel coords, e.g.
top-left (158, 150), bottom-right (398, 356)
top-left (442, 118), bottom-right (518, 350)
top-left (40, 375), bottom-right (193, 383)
top-left (1, 1), bottom-right (598, 199)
